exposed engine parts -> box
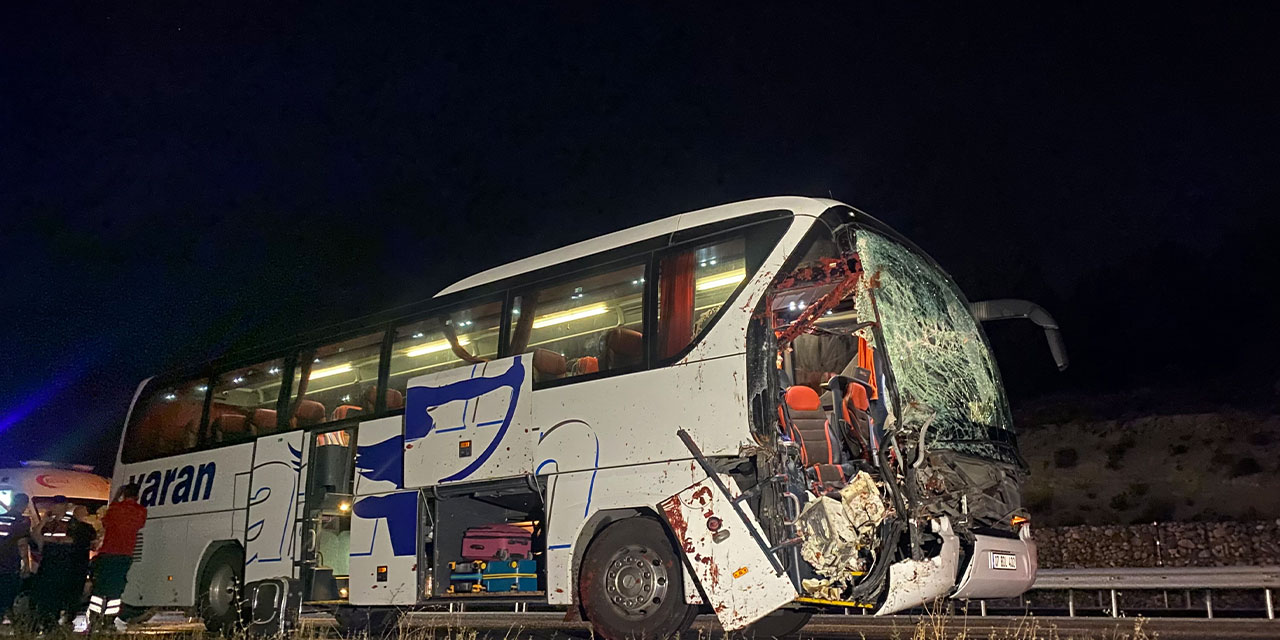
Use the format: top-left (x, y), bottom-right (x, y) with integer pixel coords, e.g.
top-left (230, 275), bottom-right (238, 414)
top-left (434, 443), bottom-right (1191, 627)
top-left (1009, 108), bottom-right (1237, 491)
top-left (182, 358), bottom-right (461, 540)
top-left (796, 472), bottom-right (888, 582)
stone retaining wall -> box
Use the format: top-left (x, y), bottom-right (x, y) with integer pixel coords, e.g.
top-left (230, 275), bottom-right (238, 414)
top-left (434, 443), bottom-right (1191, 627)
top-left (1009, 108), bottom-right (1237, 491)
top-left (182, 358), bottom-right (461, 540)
top-left (1037, 520), bottom-right (1280, 568)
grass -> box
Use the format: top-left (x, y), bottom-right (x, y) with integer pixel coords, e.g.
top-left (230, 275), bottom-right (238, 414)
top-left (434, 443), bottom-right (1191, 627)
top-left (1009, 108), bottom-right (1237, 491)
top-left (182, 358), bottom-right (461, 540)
top-left (901, 608), bottom-right (1158, 640)
top-left (0, 613), bottom-right (1164, 640)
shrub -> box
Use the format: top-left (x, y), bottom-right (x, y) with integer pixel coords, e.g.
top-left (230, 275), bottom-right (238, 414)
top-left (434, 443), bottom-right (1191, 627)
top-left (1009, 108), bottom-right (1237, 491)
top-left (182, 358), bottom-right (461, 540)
top-left (1110, 493), bottom-right (1131, 511)
top-left (1247, 431), bottom-right (1273, 446)
top-left (1054, 447), bottom-right (1079, 468)
top-left (1134, 499), bottom-right (1176, 523)
top-left (1231, 457), bottom-right (1263, 477)
top-left (1105, 436), bottom-right (1137, 470)
top-left (1024, 486), bottom-right (1055, 513)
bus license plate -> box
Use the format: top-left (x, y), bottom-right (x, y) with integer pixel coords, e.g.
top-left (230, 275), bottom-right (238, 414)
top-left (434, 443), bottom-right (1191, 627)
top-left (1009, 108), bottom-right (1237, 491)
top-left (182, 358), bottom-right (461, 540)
top-left (990, 552), bottom-right (1017, 571)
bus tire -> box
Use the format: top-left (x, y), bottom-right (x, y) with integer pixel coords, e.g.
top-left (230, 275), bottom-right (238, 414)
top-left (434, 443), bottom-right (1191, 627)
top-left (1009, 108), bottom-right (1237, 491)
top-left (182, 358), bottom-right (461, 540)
top-left (196, 547), bottom-right (243, 633)
top-left (334, 606), bottom-right (400, 637)
top-left (740, 610), bottom-right (812, 638)
top-left (579, 517), bottom-right (694, 640)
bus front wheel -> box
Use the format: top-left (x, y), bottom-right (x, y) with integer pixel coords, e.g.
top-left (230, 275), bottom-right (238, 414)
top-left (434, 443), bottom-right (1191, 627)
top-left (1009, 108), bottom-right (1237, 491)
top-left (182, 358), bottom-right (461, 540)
top-left (579, 517), bottom-right (695, 640)
top-left (197, 547), bottom-right (243, 633)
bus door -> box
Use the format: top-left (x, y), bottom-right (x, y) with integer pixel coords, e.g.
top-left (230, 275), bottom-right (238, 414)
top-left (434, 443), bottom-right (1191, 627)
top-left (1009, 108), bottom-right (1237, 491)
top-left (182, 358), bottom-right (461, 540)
top-left (298, 427), bottom-right (356, 602)
top-left (243, 430), bottom-right (308, 612)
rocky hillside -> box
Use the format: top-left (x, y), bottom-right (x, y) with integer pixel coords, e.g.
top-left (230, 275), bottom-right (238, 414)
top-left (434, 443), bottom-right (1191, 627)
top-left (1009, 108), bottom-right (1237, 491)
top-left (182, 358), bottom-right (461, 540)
top-left (1016, 411), bottom-right (1280, 526)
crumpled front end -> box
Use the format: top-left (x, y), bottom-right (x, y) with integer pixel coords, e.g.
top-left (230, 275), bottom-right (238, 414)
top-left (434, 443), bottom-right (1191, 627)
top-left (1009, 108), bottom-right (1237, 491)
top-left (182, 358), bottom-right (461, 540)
top-left (743, 213), bottom-right (1040, 617)
top-left (874, 517), bottom-right (960, 615)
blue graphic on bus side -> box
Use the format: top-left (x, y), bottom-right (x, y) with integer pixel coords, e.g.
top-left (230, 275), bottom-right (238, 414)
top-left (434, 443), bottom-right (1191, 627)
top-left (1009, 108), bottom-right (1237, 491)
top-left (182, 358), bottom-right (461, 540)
top-left (354, 435), bottom-right (404, 487)
top-left (352, 491), bottom-right (418, 557)
top-left (128, 462), bottom-right (216, 508)
top-left (404, 356), bottom-right (525, 483)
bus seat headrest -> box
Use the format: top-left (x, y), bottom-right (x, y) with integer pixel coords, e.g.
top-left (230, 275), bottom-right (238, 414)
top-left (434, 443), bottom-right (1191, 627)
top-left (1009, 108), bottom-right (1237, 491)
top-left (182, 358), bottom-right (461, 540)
top-left (784, 386), bottom-right (821, 413)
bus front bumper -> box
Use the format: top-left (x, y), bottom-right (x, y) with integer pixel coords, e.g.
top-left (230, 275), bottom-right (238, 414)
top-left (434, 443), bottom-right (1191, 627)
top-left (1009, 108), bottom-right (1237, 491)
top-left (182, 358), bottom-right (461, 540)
top-left (951, 525), bottom-right (1038, 600)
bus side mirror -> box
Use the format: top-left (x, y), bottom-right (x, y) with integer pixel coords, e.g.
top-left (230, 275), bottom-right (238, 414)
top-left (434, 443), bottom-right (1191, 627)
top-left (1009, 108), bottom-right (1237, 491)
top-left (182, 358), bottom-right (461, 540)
top-left (970, 299), bottom-right (1069, 372)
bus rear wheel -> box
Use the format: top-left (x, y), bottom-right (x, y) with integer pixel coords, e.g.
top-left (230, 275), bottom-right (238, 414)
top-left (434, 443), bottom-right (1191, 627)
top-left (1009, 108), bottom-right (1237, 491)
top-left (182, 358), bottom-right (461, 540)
top-left (579, 517), bottom-right (694, 640)
top-left (197, 547), bottom-right (243, 633)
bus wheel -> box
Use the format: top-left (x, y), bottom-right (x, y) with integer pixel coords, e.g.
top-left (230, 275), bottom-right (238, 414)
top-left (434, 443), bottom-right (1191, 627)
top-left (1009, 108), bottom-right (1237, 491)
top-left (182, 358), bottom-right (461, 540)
top-left (740, 610), bottom-right (812, 638)
top-left (579, 517), bottom-right (694, 640)
top-left (197, 547), bottom-right (243, 633)
top-left (334, 606), bottom-right (400, 637)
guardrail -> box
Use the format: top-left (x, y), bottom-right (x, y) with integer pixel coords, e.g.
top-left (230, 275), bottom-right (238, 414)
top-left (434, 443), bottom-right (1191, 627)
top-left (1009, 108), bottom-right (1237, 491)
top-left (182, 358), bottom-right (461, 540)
top-left (1028, 566), bottom-right (1280, 619)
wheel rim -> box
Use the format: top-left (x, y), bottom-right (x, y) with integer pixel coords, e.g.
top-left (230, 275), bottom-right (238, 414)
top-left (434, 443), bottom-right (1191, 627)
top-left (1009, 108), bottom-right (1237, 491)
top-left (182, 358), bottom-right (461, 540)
top-left (208, 564), bottom-right (239, 617)
top-left (604, 544), bottom-right (669, 619)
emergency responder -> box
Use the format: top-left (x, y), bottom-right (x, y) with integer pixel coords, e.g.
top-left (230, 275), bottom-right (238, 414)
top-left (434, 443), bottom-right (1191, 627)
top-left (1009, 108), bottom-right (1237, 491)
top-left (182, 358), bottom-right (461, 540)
top-left (87, 483), bottom-right (146, 630)
top-left (0, 493), bottom-right (32, 624)
top-left (32, 500), bottom-right (95, 631)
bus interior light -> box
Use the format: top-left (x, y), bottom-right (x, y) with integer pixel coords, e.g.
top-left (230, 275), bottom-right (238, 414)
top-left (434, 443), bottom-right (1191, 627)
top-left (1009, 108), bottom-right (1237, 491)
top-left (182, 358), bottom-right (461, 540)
top-left (406, 337), bottom-right (470, 357)
top-left (309, 364), bottom-right (353, 380)
top-left (532, 303), bottom-right (608, 329)
top-left (696, 270), bottom-right (746, 291)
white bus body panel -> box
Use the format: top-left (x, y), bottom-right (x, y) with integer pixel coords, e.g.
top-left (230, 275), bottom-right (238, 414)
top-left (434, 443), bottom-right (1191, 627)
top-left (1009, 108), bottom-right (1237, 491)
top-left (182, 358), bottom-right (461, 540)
top-left (402, 355), bottom-right (533, 488)
top-left (660, 476), bottom-right (797, 630)
top-left (115, 443), bottom-right (253, 607)
top-left (244, 432), bottom-right (307, 584)
top-left (531, 355), bottom-right (754, 605)
top-left (349, 416), bottom-right (419, 605)
top-left (539, 460), bottom-right (706, 604)
top-left (530, 212), bottom-right (818, 607)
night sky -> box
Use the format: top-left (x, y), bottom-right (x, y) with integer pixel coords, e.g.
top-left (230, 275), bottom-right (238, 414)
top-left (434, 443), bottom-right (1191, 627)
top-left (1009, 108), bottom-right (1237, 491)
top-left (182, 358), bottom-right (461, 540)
top-left (2, 4), bottom-right (1277, 471)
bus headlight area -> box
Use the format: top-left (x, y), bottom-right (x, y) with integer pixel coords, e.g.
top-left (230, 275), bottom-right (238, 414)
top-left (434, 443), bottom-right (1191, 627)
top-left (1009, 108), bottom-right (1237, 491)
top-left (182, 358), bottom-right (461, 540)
top-left (106, 197), bottom-right (1064, 639)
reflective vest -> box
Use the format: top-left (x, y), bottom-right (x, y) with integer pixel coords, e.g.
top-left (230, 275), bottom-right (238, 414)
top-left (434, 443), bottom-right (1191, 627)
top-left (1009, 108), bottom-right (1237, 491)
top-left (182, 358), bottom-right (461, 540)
top-left (0, 513), bottom-right (27, 540)
top-left (40, 513), bottom-right (75, 544)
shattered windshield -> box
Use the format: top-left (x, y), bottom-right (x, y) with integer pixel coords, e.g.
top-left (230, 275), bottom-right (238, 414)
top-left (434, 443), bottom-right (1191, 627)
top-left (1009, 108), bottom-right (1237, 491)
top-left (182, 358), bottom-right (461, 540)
top-left (854, 229), bottom-right (1016, 464)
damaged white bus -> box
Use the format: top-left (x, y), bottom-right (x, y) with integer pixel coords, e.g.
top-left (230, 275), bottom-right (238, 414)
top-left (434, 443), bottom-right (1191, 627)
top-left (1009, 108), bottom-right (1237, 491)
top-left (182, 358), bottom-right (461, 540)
top-left (113, 196), bottom-right (1066, 637)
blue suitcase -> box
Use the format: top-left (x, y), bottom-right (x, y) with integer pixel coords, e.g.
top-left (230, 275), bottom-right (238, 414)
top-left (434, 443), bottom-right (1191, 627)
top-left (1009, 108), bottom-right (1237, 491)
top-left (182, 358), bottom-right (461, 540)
top-left (448, 559), bottom-right (537, 593)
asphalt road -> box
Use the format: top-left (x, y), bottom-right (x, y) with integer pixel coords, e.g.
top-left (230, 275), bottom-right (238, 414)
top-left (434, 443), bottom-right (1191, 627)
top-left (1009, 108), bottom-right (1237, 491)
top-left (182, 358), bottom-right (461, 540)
top-left (113, 610), bottom-right (1280, 639)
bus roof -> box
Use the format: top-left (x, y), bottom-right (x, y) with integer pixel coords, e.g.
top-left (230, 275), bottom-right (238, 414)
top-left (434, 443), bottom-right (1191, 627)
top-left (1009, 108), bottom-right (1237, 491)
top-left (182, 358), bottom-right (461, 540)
top-left (434, 196), bottom-right (837, 298)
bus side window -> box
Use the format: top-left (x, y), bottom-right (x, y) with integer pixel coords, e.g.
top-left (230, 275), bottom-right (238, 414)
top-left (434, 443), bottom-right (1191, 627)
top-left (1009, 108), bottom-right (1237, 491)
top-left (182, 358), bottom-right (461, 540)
top-left (121, 378), bottom-right (208, 463)
top-left (656, 236), bottom-right (747, 360)
top-left (387, 301), bottom-right (503, 399)
top-left (510, 261), bottom-right (646, 383)
top-left (289, 332), bottom-right (385, 425)
top-left (210, 357), bottom-right (289, 443)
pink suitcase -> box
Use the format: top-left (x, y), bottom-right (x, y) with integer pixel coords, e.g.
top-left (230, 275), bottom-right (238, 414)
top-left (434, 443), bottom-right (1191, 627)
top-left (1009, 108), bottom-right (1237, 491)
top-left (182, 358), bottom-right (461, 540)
top-left (462, 524), bottom-right (533, 560)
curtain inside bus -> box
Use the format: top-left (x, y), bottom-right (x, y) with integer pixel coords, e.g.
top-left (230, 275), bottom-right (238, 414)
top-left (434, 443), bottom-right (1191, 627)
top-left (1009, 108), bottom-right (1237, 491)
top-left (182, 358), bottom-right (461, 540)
top-left (658, 252), bottom-right (695, 359)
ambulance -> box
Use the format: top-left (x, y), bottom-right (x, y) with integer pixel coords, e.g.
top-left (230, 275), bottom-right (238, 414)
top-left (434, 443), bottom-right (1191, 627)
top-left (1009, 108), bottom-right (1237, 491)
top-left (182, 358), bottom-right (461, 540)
top-left (0, 461), bottom-right (111, 517)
